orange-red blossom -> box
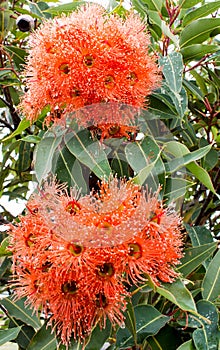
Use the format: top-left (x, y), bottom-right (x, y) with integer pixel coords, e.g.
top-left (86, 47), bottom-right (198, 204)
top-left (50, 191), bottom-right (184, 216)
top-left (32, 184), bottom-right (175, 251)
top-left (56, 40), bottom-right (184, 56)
top-left (10, 178), bottom-right (183, 347)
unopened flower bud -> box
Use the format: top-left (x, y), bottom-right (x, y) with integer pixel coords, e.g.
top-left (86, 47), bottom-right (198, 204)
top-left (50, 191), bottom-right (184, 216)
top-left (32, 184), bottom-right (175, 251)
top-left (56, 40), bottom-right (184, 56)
top-left (16, 14), bottom-right (35, 32)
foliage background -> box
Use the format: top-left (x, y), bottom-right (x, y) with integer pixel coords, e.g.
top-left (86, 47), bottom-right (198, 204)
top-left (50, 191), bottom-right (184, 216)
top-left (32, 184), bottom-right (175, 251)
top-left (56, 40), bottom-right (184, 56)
top-left (0, 0), bottom-right (219, 349)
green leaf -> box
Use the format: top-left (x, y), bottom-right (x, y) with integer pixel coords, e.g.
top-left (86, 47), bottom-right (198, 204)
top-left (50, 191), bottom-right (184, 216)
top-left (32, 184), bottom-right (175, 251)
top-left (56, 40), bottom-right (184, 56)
top-left (65, 129), bottom-right (112, 180)
top-left (139, 0), bottom-right (163, 12)
top-left (52, 146), bottom-right (87, 193)
top-left (2, 119), bottom-right (30, 142)
top-left (179, 0), bottom-right (201, 9)
top-left (186, 162), bottom-right (216, 194)
top-left (116, 305), bottom-right (169, 348)
top-left (183, 79), bottom-right (204, 101)
top-left (185, 225), bottom-right (214, 247)
top-left (182, 2), bottom-right (220, 26)
top-left (148, 325), bottom-right (182, 350)
top-left (0, 327), bottom-right (21, 346)
top-left (4, 45), bottom-right (27, 70)
top-left (180, 18), bottom-right (220, 48)
top-left (177, 242), bottom-right (217, 277)
top-left (202, 249), bottom-right (220, 302)
top-left (159, 52), bottom-right (183, 94)
top-left (85, 319), bottom-right (111, 350)
top-left (156, 278), bottom-right (197, 312)
top-left (177, 339), bottom-right (196, 350)
top-left (165, 143), bottom-right (212, 172)
top-left (45, 1), bottom-right (85, 15)
top-left (164, 178), bottom-right (194, 204)
top-left (159, 52), bottom-right (188, 119)
top-left (34, 127), bottom-right (65, 183)
top-left (123, 301), bottom-right (137, 344)
top-left (0, 297), bottom-right (41, 329)
top-left (17, 141), bottom-right (32, 173)
top-left (26, 323), bottom-right (57, 350)
top-left (125, 136), bottom-right (163, 186)
top-left (0, 236), bottom-right (12, 257)
top-left (192, 300), bottom-right (219, 350)
top-left (21, 135), bottom-right (41, 143)
top-left (181, 44), bottom-right (218, 62)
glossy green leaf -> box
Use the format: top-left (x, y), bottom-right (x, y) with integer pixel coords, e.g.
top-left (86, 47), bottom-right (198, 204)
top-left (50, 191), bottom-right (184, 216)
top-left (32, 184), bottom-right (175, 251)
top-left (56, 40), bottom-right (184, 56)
top-left (181, 44), bottom-right (218, 62)
top-left (26, 323), bottom-right (56, 350)
top-left (156, 278), bottom-right (197, 312)
top-left (180, 18), bottom-right (220, 48)
top-left (192, 300), bottom-right (219, 350)
top-left (123, 301), bottom-right (137, 344)
top-left (177, 242), bottom-right (217, 277)
top-left (34, 127), bottom-right (65, 183)
top-left (116, 305), bottom-right (169, 348)
top-left (0, 297), bottom-right (41, 329)
top-left (21, 135), bottom-right (41, 143)
top-left (85, 319), bottom-right (111, 350)
top-left (65, 129), bottom-right (112, 180)
top-left (2, 119), bottom-right (30, 142)
top-left (202, 249), bottom-right (220, 301)
top-left (183, 2), bottom-right (220, 26)
top-left (0, 327), bottom-right (21, 346)
top-left (177, 339), bottom-right (196, 350)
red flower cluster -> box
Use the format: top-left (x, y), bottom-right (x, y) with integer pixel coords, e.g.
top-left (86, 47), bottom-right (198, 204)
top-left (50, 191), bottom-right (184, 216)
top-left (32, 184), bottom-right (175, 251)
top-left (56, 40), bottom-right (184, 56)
top-left (10, 178), bottom-right (183, 346)
top-left (19, 4), bottom-right (160, 126)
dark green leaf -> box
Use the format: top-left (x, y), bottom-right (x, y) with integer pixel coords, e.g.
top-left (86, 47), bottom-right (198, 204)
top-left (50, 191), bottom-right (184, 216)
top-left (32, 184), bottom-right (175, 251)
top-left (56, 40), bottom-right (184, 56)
top-left (177, 340), bottom-right (196, 349)
top-left (148, 325), bottom-right (182, 350)
top-left (0, 327), bottom-right (21, 346)
top-left (164, 178), bottom-right (194, 204)
top-left (116, 305), bottom-right (169, 348)
top-left (177, 242), bottom-right (217, 277)
top-left (26, 323), bottom-right (57, 350)
top-left (202, 249), bottom-right (220, 301)
top-left (181, 44), bottom-right (218, 62)
top-left (85, 319), bottom-right (111, 350)
top-left (17, 141), bottom-right (32, 173)
top-left (192, 300), bottom-right (220, 350)
top-left (180, 18), bottom-right (220, 48)
top-left (185, 225), bottom-right (213, 247)
top-left (0, 297), bottom-right (41, 330)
